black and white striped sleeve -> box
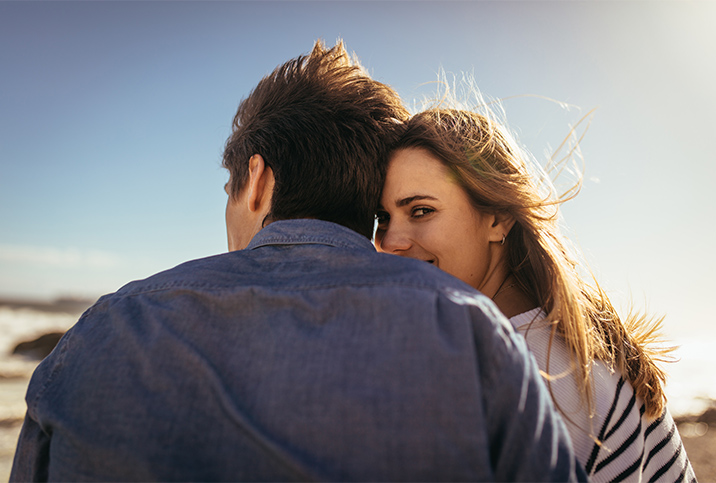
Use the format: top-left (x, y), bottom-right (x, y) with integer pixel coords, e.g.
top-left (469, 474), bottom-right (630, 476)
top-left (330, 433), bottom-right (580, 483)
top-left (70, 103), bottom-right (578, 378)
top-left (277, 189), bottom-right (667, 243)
top-left (585, 376), bottom-right (696, 482)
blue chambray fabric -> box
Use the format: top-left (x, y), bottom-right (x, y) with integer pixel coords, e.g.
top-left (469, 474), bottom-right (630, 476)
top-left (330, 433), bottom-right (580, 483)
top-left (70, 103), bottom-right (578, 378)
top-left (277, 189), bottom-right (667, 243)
top-left (11, 219), bottom-right (586, 482)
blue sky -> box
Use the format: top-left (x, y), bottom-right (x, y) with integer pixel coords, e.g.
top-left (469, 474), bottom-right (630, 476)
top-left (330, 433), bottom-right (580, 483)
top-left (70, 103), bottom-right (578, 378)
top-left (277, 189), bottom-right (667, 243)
top-left (1, 1), bottom-right (715, 340)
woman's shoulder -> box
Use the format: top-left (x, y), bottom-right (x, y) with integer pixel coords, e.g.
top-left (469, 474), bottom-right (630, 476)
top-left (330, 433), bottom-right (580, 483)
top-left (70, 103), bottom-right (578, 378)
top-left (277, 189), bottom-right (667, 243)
top-left (509, 309), bottom-right (695, 482)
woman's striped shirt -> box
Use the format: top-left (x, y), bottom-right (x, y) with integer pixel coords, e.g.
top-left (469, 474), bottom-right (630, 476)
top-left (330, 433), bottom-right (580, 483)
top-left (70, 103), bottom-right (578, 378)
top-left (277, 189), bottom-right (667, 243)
top-left (510, 308), bottom-right (696, 482)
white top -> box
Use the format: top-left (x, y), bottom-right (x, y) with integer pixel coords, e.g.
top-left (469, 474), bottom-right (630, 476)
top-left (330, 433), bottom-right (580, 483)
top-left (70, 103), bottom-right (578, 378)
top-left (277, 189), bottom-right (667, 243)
top-left (510, 308), bottom-right (695, 482)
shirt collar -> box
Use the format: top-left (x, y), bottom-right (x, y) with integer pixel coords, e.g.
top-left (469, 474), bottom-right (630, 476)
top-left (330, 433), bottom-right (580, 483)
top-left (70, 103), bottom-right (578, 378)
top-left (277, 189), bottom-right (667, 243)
top-left (246, 219), bottom-right (376, 252)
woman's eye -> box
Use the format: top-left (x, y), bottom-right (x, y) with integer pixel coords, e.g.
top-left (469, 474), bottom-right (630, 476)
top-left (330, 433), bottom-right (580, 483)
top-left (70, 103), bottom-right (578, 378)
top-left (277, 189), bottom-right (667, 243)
top-left (412, 207), bottom-right (435, 218)
top-left (375, 211), bottom-right (390, 226)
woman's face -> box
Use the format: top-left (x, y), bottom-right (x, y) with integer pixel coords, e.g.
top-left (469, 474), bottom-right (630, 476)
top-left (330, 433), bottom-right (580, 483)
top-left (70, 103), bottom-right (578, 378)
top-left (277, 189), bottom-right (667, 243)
top-left (375, 147), bottom-right (502, 291)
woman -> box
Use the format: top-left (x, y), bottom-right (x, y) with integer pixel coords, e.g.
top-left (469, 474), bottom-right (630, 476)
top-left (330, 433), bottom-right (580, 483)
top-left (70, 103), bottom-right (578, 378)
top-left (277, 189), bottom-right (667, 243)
top-left (375, 107), bottom-right (695, 482)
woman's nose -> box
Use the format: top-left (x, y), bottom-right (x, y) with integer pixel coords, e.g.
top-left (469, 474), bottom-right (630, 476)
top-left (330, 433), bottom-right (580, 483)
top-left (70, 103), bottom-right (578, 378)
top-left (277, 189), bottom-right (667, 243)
top-left (376, 225), bottom-right (412, 254)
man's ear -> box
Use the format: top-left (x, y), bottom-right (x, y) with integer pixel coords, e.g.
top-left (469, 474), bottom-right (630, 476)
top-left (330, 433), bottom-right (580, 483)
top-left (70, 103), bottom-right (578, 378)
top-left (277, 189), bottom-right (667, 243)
top-left (246, 154), bottom-right (275, 214)
top-left (487, 212), bottom-right (516, 244)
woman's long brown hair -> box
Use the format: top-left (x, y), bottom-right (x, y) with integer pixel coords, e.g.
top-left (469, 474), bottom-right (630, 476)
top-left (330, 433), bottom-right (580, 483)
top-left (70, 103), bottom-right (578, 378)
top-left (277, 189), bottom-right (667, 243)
top-left (393, 107), bottom-right (673, 420)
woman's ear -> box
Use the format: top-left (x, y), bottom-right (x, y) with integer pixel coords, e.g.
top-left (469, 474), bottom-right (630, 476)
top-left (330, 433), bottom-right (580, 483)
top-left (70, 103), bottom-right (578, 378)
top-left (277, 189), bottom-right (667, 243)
top-left (488, 212), bottom-right (516, 244)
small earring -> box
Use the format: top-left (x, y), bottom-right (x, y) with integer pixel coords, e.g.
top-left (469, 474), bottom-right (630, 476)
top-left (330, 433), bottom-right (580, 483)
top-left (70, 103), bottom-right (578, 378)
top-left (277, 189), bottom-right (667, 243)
top-left (500, 234), bottom-right (506, 246)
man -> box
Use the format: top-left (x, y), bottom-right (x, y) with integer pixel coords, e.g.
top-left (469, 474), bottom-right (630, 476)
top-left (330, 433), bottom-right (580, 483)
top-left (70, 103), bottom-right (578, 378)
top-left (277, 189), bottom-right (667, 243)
top-left (12, 41), bottom-right (585, 481)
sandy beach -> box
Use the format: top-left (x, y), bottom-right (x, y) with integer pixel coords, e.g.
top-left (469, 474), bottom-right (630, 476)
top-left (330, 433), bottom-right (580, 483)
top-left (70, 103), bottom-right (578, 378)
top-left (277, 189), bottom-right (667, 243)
top-left (675, 410), bottom-right (716, 482)
top-left (0, 420), bottom-right (23, 481)
top-left (0, 376), bottom-right (29, 481)
top-left (681, 429), bottom-right (716, 482)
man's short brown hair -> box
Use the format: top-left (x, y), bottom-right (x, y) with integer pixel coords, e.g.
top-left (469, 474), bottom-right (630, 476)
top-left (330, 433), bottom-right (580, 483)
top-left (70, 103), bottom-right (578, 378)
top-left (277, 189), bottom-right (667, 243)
top-left (222, 40), bottom-right (409, 239)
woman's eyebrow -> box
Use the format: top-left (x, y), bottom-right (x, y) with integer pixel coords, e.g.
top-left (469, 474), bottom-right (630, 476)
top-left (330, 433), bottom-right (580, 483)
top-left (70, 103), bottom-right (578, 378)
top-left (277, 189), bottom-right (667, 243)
top-left (397, 195), bottom-right (438, 207)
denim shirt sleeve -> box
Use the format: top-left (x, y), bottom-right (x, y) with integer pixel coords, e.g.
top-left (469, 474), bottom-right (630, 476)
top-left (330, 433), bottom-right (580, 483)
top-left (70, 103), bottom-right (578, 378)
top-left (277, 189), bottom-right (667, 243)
top-left (10, 413), bottom-right (51, 482)
top-left (442, 289), bottom-right (587, 482)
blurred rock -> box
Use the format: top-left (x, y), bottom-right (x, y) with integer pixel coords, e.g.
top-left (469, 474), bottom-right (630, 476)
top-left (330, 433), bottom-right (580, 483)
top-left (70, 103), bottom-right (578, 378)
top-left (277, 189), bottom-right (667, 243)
top-left (675, 400), bottom-right (716, 424)
top-left (694, 407), bottom-right (716, 425)
top-left (0, 417), bottom-right (23, 428)
top-left (12, 332), bottom-right (65, 360)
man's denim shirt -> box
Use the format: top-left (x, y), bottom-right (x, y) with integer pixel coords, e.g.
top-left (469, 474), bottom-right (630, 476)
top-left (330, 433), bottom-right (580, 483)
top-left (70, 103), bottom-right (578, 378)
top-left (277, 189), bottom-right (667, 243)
top-left (12, 219), bottom-right (585, 482)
